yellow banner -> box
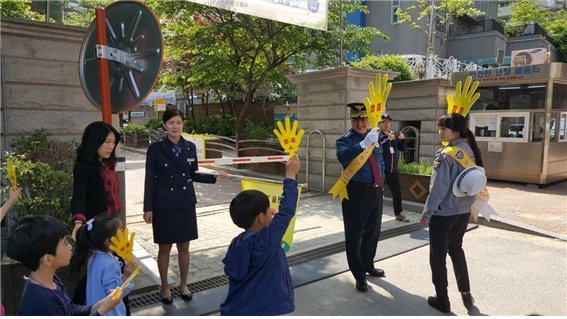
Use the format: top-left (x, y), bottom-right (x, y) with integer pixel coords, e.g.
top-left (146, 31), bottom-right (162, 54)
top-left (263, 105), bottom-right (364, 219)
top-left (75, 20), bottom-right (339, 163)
top-left (241, 179), bottom-right (303, 252)
top-left (329, 143), bottom-right (376, 201)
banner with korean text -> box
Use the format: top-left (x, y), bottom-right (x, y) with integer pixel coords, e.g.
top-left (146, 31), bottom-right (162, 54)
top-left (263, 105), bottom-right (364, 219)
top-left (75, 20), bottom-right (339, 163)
top-left (241, 178), bottom-right (303, 252)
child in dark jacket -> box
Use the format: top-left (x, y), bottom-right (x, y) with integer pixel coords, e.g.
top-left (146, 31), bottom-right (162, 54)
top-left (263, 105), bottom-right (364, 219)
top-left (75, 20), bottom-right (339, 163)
top-left (6, 215), bottom-right (122, 316)
top-left (220, 155), bottom-right (300, 316)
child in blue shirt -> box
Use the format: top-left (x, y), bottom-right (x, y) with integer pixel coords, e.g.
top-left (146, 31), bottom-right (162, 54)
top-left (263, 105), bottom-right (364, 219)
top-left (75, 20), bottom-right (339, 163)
top-left (6, 215), bottom-right (122, 315)
top-left (70, 214), bottom-right (138, 316)
top-left (220, 155), bottom-right (300, 316)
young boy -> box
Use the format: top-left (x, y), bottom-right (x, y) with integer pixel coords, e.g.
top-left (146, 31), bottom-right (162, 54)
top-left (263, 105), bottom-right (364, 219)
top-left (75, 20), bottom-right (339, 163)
top-left (220, 155), bottom-right (301, 316)
top-left (7, 215), bottom-right (122, 315)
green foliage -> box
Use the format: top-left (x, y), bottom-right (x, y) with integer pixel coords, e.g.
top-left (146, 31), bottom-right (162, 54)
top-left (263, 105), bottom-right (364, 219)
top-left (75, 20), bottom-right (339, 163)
top-left (146, 0), bottom-right (386, 139)
top-left (194, 115), bottom-right (236, 137)
top-left (121, 123), bottom-right (150, 135)
top-left (505, 0), bottom-right (567, 62)
top-left (351, 55), bottom-right (413, 81)
top-left (145, 118), bottom-right (163, 131)
top-left (10, 129), bottom-right (76, 173)
top-left (63, 0), bottom-right (114, 27)
top-left (398, 160), bottom-right (433, 175)
top-left (2, 154), bottom-right (73, 225)
top-left (0, 0), bottom-right (44, 20)
top-left (244, 119), bottom-right (273, 140)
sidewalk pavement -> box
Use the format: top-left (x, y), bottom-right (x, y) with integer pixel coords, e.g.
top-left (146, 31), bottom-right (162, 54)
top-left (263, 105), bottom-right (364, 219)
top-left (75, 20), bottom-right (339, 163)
top-left (120, 148), bottom-right (567, 313)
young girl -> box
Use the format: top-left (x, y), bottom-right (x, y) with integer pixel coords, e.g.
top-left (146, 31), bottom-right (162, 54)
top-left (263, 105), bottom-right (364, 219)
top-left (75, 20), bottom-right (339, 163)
top-left (420, 113), bottom-right (483, 313)
top-left (71, 214), bottom-right (137, 316)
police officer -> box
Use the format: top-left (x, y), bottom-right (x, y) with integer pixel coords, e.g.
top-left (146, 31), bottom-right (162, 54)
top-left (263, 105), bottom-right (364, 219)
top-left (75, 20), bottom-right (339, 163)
top-left (378, 113), bottom-right (410, 222)
top-left (143, 108), bottom-right (227, 304)
top-left (336, 102), bottom-right (386, 292)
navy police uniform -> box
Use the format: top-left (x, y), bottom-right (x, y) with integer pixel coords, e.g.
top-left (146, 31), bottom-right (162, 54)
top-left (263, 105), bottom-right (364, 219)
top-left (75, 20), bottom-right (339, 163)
top-left (336, 103), bottom-right (385, 282)
top-left (143, 137), bottom-right (216, 244)
top-left (378, 114), bottom-right (407, 216)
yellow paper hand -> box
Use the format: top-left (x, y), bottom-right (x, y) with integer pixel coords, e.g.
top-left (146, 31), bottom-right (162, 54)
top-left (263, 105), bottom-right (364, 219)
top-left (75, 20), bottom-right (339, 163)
top-left (111, 265), bottom-right (142, 300)
top-left (446, 75), bottom-right (480, 116)
top-left (273, 117), bottom-right (305, 158)
top-left (109, 228), bottom-right (135, 263)
top-left (363, 73), bottom-right (392, 129)
top-left (6, 159), bottom-right (17, 190)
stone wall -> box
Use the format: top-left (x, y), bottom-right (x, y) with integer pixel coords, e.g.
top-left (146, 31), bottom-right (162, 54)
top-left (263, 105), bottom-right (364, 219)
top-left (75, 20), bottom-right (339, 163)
top-left (0, 17), bottom-right (111, 154)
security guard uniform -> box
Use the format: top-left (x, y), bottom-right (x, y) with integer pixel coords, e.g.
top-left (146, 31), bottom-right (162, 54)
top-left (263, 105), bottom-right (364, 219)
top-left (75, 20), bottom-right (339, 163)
top-left (422, 138), bottom-right (476, 300)
top-left (336, 103), bottom-right (385, 282)
top-left (143, 137), bottom-right (217, 244)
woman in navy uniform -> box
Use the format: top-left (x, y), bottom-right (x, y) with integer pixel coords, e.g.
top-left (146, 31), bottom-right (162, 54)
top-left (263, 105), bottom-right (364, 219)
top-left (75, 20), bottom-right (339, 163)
top-left (420, 113), bottom-right (483, 313)
top-left (143, 109), bottom-right (226, 304)
top-left (336, 102), bottom-right (386, 293)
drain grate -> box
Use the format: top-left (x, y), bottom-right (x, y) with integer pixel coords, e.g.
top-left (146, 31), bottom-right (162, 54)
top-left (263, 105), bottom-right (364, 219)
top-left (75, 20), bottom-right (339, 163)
top-left (129, 223), bottom-right (424, 310)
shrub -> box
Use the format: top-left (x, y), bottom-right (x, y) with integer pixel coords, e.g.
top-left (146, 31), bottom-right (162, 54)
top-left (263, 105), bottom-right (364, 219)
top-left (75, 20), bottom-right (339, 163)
top-left (195, 115), bottom-right (236, 137)
top-left (398, 160), bottom-right (433, 175)
top-left (121, 123), bottom-right (150, 135)
top-left (145, 118), bottom-right (163, 130)
top-left (244, 119), bottom-right (273, 140)
top-left (351, 54), bottom-right (413, 81)
top-left (10, 128), bottom-right (76, 173)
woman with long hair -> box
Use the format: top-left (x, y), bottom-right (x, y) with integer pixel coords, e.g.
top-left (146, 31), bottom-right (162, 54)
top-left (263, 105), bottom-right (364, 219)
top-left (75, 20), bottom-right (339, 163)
top-left (420, 113), bottom-right (483, 313)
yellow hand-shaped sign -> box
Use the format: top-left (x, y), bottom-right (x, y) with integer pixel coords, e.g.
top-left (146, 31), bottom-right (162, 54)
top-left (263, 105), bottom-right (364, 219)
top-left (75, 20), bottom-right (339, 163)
top-left (109, 227), bottom-right (135, 263)
top-left (6, 159), bottom-right (17, 190)
top-left (273, 117), bottom-right (305, 158)
top-left (446, 75), bottom-right (480, 116)
top-left (111, 265), bottom-right (142, 300)
top-left (363, 73), bottom-right (392, 129)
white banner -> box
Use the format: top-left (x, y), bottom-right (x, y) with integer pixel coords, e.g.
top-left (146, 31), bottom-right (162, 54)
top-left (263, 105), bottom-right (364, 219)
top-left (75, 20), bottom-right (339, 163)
top-left (185, 0), bottom-right (328, 31)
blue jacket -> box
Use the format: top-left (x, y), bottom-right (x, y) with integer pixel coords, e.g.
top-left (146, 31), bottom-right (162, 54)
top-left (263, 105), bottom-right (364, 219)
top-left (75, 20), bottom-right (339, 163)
top-left (18, 276), bottom-right (91, 316)
top-left (220, 179), bottom-right (298, 316)
top-left (144, 138), bottom-right (216, 211)
top-left (336, 128), bottom-right (385, 184)
top-left (379, 130), bottom-right (406, 174)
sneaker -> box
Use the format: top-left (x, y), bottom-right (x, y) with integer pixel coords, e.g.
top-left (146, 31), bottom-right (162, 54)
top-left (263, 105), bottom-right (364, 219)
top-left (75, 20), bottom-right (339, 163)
top-left (461, 292), bottom-right (475, 309)
top-left (427, 296), bottom-right (451, 313)
top-left (395, 212), bottom-right (410, 222)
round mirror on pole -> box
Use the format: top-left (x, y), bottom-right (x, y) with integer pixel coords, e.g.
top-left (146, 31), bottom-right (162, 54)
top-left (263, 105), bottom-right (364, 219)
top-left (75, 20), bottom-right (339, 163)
top-left (79, 0), bottom-right (163, 113)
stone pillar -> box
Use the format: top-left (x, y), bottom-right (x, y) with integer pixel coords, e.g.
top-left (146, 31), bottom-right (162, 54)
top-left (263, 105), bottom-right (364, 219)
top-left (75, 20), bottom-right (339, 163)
top-left (289, 66), bottom-right (399, 192)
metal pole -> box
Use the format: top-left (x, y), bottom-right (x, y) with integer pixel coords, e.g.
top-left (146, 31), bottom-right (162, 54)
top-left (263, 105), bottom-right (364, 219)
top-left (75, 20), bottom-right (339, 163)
top-left (45, 0), bottom-right (50, 23)
top-left (95, 8), bottom-right (113, 125)
top-left (426, 0), bottom-right (436, 79)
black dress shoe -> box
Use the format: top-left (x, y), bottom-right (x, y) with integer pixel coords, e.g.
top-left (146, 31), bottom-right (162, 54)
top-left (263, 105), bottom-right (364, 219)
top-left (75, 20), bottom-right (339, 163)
top-left (160, 296), bottom-right (173, 305)
top-left (427, 296), bottom-right (450, 313)
top-left (355, 279), bottom-right (368, 292)
top-left (367, 268), bottom-right (385, 277)
top-left (461, 292), bottom-right (474, 309)
top-left (180, 291), bottom-right (193, 301)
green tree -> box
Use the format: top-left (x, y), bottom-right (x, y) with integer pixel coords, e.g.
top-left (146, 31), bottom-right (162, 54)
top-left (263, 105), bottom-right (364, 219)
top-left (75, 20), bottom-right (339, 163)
top-left (351, 54), bottom-right (413, 81)
top-left (0, 0), bottom-right (44, 21)
top-left (395, 0), bottom-right (483, 64)
top-left (505, 0), bottom-right (567, 62)
top-left (148, 0), bottom-right (386, 140)
top-left (63, 0), bottom-right (113, 27)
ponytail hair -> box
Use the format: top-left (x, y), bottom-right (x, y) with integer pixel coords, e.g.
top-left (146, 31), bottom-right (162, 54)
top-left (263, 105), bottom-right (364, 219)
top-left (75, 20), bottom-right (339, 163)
top-left (465, 129), bottom-right (483, 167)
top-left (438, 113), bottom-right (483, 166)
top-left (70, 213), bottom-right (121, 274)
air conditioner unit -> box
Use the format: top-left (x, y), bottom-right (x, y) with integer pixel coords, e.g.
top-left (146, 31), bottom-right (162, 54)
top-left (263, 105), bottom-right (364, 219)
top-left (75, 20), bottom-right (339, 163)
top-left (511, 48), bottom-right (547, 66)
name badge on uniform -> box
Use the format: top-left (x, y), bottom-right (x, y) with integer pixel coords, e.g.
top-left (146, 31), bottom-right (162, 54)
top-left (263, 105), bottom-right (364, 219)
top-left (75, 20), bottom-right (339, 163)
top-left (389, 147), bottom-right (394, 154)
top-left (187, 158), bottom-right (195, 163)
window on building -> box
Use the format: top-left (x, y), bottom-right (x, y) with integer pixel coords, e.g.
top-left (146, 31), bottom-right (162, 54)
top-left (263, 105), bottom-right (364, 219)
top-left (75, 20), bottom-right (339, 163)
top-left (391, 0), bottom-right (400, 24)
top-left (560, 112), bottom-right (567, 141)
top-left (469, 112), bottom-right (529, 142)
top-left (471, 85), bottom-right (546, 111)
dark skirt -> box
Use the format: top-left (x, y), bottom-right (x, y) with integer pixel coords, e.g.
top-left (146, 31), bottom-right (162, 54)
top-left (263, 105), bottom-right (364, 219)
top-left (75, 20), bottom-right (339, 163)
top-left (152, 206), bottom-right (198, 244)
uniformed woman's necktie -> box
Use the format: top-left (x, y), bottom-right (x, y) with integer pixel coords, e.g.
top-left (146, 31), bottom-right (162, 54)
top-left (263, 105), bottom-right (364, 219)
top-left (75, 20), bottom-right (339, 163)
top-left (171, 145), bottom-right (183, 157)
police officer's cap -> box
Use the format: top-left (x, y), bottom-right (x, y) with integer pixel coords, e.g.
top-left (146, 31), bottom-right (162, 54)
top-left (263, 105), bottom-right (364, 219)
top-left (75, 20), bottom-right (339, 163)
top-left (380, 113), bottom-right (393, 122)
top-left (346, 102), bottom-right (368, 119)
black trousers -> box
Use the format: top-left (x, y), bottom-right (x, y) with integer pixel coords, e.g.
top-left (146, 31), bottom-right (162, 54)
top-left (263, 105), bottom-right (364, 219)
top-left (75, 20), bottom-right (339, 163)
top-left (341, 182), bottom-right (383, 280)
top-left (384, 171), bottom-right (403, 214)
top-left (428, 213), bottom-right (471, 299)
